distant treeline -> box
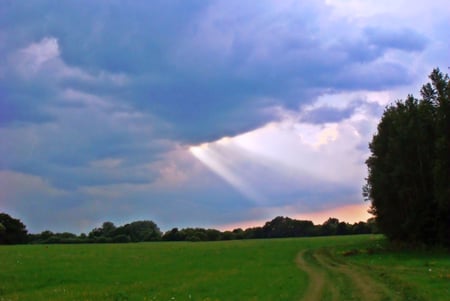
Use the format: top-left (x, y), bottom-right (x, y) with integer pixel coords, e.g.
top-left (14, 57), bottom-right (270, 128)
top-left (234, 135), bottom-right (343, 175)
top-left (160, 217), bottom-right (376, 242)
top-left (1, 212), bottom-right (377, 245)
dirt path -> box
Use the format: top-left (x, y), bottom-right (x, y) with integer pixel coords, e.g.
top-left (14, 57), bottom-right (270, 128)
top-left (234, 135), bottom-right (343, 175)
top-left (296, 248), bottom-right (394, 301)
top-left (296, 250), bottom-right (327, 301)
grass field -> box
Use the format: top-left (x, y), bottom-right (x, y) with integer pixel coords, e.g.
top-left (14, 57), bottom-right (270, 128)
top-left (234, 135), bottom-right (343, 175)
top-left (0, 235), bottom-right (449, 301)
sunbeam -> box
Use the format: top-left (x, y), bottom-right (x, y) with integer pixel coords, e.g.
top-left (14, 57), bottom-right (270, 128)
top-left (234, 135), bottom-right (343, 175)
top-left (189, 143), bottom-right (264, 202)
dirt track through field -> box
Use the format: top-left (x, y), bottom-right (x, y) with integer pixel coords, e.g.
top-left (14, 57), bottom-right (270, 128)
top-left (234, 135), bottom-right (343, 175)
top-left (296, 248), bottom-right (394, 301)
top-left (296, 250), bottom-right (326, 301)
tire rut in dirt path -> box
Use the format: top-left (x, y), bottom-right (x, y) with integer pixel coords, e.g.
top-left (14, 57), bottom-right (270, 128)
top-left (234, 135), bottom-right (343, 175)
top-left (296, 248), bottom-right (394, 301)
top-left (314, 249), bottom-right (390, 300)
top-left (296, 250), bottom-right (327, 301)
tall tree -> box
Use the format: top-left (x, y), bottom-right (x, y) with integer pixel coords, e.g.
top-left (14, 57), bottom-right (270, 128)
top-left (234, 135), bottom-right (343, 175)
top-left (421, 69), bottom-right (450, 246)
top-left (364, 68), bottom-right (449, 246)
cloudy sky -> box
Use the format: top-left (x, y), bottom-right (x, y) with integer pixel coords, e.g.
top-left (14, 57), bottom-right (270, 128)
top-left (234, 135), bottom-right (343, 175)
top-left (1, 0), bottom-right (448, 233)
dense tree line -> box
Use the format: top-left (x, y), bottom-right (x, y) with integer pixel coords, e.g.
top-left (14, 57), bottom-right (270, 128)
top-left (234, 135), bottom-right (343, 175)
top-left (0, 212), bottom-right (376, 245)
top-left (28, 220), bottom-right (162, 244)
top-left (364, 68), bottom-right (450, 246)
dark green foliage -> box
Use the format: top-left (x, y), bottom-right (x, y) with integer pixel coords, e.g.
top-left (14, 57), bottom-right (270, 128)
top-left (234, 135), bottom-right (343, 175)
top-left (29, 230), bottom-right (88, 244)
top-left (0, 213), bottom-right (28, 244)
top-left (424, 70), bottom-right (450, 247)
top-left (262, 216), bottom-right (315, 238)
top-left (161, 227), bottom-right (183, 241)
top-left (162, 227), bottom-right (221, 242)
top-left (243, 226), bottom-right (265, 239)
top-left (351, 221), bottom-right (372, 235)
top-left (88, 221), bottom-right (116, 240)
top-left (159, 217), bottom-right (373, 241)
top-left (112, 234), bottom-right (131, 243)
top-left (101, 221), bottom-right (116, 237)
top-left (320, 217), bottom-right (339, 236)
top-left (365, 68), bottom-right (450, 246)
top-left (88, 221), bottom-right (161, 243)
top-left (88, 220), bottom-right (162, 243)
top-left (115, 220), bottom-right (162, 242)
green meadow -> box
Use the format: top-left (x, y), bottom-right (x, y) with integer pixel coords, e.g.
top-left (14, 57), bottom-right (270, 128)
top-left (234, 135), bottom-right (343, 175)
top-left (0, 235), bottom-right (449, 301)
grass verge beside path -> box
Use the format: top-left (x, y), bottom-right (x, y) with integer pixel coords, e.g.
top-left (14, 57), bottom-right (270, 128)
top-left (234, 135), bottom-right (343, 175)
top-left (295, 235), bottom-right (449, 301)
top-left (297, 247), bottom-right (402, 301)
top-left (339, 239), bottom-right (450, 301)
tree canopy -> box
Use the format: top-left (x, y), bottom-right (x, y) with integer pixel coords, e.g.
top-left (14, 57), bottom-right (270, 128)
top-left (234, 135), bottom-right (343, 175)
top-left (88, 220), bottom-right (162, 243)
top-left (364, 68), bottom-right (450, 246)
top-left (0, 213), bottom-right (28, 244)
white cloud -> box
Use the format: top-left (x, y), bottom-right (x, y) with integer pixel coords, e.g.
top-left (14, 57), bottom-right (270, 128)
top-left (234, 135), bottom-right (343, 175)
top-left (12, 36), bottom-right (81, 79)
top-left (11, 36), bottom-right (130, 85)
top-left (18, 37), bottom-right (60, 73)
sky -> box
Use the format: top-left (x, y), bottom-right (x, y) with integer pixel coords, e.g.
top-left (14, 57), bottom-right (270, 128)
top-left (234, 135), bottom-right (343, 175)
top-left (1, 0), bottom-right (449, 234)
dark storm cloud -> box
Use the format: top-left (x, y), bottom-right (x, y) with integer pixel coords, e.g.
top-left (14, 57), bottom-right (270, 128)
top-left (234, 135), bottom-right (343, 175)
top-left (364, 27), bottom-right (428, 52)
top-left (0, 0), bottom-right (425, 139)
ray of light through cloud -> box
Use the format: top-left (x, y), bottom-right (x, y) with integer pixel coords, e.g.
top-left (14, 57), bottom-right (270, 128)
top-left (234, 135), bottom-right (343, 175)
top-left (190, 143), bottom-right (265, 203)
top-left (188, 99), bottom-right (379, 219)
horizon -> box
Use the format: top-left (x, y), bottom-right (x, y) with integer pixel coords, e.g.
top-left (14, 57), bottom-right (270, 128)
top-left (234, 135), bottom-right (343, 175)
top-left (1, 1), bottom-right (449, 234)
top-left (9, 202), bottom-right (372, 235)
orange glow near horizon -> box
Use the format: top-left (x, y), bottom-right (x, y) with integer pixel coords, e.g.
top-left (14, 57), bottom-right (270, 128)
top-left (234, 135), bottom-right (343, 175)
top-left (217, 203), bottom-right (373, 231)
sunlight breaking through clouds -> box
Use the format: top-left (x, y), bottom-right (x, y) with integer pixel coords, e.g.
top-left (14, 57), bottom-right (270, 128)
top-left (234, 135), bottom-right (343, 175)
top-left (189, 143), bottom-right (264, 202)
top-left (189, 102), bottom-right (376, 212)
